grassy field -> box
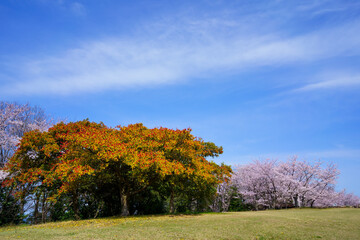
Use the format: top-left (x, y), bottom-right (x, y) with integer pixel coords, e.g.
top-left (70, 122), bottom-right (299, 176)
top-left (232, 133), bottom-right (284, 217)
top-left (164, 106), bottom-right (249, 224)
top-left (0, 208), bottom-right (359, 240)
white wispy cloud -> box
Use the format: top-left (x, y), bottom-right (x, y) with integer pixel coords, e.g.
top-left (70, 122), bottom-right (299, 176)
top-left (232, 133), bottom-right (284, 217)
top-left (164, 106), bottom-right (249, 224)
top-left (294, 72), bottom-right (360, 92)
top-left (2, 8), bottom-right (360, 95)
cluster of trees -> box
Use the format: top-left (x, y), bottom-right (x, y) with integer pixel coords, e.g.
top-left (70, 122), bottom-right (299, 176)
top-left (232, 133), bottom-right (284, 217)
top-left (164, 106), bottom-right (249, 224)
top-left (1, 104), bottom-right (230, 224)
top-left (213, 157), bottom-right (360, 212)
top-left (0, 102), bottom-right (53, 225)
top-left (0, 102), bottom-right (359, 226)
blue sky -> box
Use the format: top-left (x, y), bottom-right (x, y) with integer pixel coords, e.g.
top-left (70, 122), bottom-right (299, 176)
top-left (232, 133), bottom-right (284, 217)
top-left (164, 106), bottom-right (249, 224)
top-left (1, 0), bottom-right (360, 195)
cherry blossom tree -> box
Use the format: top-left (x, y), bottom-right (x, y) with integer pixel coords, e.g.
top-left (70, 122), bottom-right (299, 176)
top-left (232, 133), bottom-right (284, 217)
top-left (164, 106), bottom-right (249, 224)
top-left (276, 157), bottom-right (339, 207)
top-left (210, 180), bottom-right (236, 212)
top-left (336, 190), bottom-right (360, 207)
top-left (232, 157), bottom-right (355, 209)
top-left (0, 102), bottom-right (52, 167)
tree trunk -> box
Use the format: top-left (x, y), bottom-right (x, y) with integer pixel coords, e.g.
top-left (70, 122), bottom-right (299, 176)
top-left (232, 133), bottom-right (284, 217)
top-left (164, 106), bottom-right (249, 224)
top-left (94, 201), bottom-right (103, 219)
top-left (169, 191), bottom-right (175, 214)
top-left (299, 196), bottom-right (304, 207)
top-left (19, 190), bottom-right (26, 221)
top-left (294, 195), bottom-right (299, 208)
top-left (72, 191), bottom-right (80, 220)
top-left (41, 192), bottom-right (47, 223)
top-left (33, 193), bottom-right (40, 224)
top-left (120, 188), bottom-right (130, 216)
top-left (272, 196), bottom-right (277, 209)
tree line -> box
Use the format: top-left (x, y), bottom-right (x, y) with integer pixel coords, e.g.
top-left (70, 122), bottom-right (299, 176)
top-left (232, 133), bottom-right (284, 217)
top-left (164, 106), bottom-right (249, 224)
top-left (0, 102), bottom-right (359, 225)
top-left (213, 158), bottom-right (360, 212)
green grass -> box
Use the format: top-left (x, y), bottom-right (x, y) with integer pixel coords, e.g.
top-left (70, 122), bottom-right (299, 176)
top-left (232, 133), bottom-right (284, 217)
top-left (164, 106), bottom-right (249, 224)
top-left (0, 208), bottom-right (359, 239)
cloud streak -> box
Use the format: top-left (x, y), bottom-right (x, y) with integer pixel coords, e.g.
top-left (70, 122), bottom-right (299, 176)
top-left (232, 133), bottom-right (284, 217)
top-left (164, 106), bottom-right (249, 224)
top-left (2, 9), bottom-right (360, 95)
top-left (295, 75), bottom-right (360, 92)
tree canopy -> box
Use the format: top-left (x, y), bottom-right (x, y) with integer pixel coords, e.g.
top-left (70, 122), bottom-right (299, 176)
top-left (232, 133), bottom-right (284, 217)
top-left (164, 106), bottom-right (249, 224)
top-left (3, 120), bottom-right (230, 220)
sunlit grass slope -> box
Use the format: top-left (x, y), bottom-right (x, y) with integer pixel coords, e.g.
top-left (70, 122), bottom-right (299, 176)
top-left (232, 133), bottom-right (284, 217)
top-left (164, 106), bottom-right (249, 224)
top-left (0, 208), bottom-right (359, 240)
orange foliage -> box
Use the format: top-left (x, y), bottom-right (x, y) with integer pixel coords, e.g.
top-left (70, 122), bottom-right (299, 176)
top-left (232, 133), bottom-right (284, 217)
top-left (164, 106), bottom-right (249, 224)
top-left (3, 120), bottom-right (231, 202)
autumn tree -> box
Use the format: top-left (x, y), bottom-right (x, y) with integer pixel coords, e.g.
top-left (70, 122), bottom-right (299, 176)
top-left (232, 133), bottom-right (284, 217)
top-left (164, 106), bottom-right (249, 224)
top-left (62, 123), bottom-right (230, 215)
top-left (3, 120), bottom-right (103, 220)
top-left (0, 102), bottom-right (53, 225)
top-left (145, 127), bottom-right (230, 213)
top-left (4, 120), bottom-right (229, 219)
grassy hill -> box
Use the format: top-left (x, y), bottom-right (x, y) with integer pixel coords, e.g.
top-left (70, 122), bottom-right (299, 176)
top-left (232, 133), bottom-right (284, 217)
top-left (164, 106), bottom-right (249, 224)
top-left (0, 208), bottom-right (359, 239)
